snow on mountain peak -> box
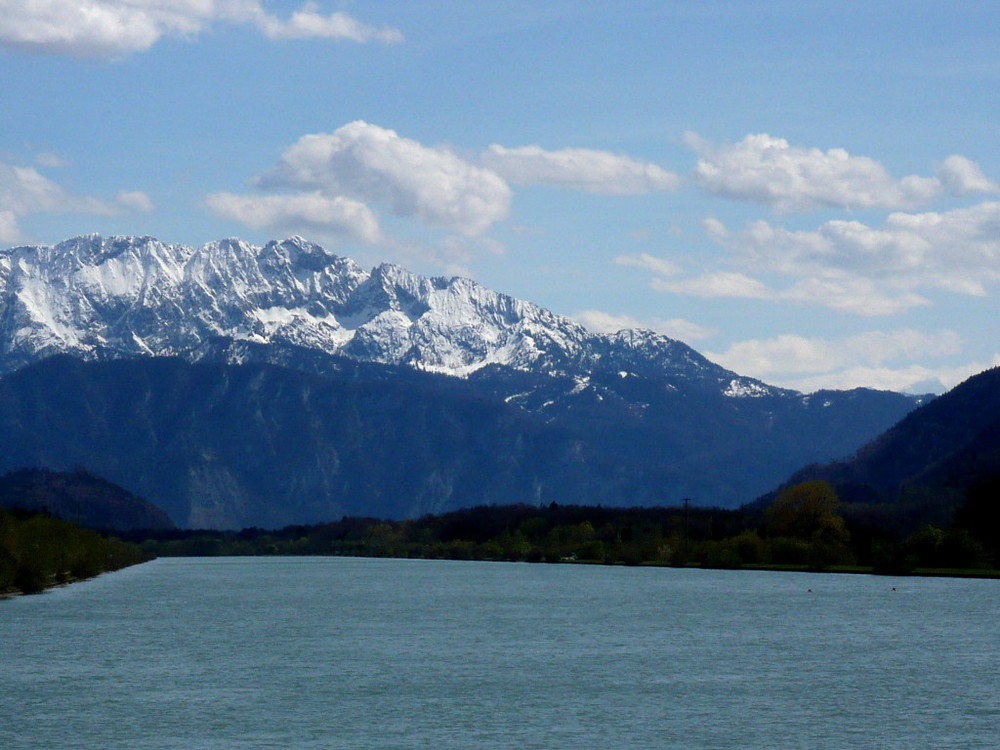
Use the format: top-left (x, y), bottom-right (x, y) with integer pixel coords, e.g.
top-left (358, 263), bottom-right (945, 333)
top-left (0, 235), bottom-right (599, 378)
top-left (0, 234), bottom-right (764, 390)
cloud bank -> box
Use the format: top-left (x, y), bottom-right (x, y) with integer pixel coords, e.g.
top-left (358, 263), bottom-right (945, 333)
top-left (0, 0), bottom-right (403, 60)
top-left (686, 132), bottom-right (996, 213)
top-left (238, 121), bottom-right (512, 238)
top-left (626, 198), bottom-right (1000, 316)
top-left (705, 329), bottom-right (990, 394)
top-left (210, 121), bottom-right (684, 252)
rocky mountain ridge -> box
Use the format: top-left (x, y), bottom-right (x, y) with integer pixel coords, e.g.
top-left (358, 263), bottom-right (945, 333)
top-left (0, 235), bottom-right (930, 522)
top-left (0, 234), bottom-right (784, 400)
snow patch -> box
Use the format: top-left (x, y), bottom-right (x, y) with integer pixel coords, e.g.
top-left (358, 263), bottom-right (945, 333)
top-left (723, 379), bottom-right (772, 398)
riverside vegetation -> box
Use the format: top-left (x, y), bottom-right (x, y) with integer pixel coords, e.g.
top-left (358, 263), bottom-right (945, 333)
top-left (0, 508), bottom-right (152, 596)
top-left (131, 480), bottom-right (998, 576)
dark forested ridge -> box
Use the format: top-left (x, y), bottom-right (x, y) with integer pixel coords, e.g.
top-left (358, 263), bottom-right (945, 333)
top-left (0, 467), bottom-right (174, 531)
top-left (0, 354), bottom-right (922, 528)
top-left (766, 367), bottom-right (1000, 544)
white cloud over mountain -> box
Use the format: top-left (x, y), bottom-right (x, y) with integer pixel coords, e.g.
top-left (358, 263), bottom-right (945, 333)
top-left (0, 0), bottom-right (402, 60)
top-left (628, 200), bottom-right (1000, 316)
top-left (253, 122), bottom-right (512, 237)
top-left (211, 121), bottom-right (687, 251)
top-left (574, 309), bottom-right (716, 342)
top-left (481, 145), bottom-right (679, 194)
top-left (706, 329), bottom-right (989, 394)
top-left (685, 132), bottom-right (997, 213)
top-left (0, 160), bottom-right (151, 242)
top-left (205, 191), bottom-right (381, 244)
top-left (709, 329), bottom-right (963, 377)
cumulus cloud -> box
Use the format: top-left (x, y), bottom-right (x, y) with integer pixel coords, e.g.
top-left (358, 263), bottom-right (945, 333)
top-left (35, 152), bottom-right (69, 168)
top-left (255, 3), bottom-right (402, 43)
top-left (0, 211), bottom-right (19, 244)
top-left (256, 121), bottom-right (512, 236)
top-left (713, 202), bottom-right (1000, 303)
top-left (937, 154), bottom-right (1000, 195)
top-left (685, 132), bottom-right (997, 213)
top-left (481, 144), bottom-right (680, 194)
top-left (629, 202), bottom-right (1000, 315)
top-left (0, 160), bottom-right (149, 243)
top-left (574, 309), bottom-right (716, 342)
top-left (706, 329), bottom-right (979, 394)
top-left (206, 191), bottom-right (381, 243)
top-left (0, 0), bottom-right (402, 60)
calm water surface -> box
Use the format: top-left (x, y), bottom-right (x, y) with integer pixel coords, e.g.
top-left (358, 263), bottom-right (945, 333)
top-left (1, 557), bottom-right (997, 749)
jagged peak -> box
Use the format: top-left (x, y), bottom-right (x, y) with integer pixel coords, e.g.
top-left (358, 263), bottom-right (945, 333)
top-left (261, 236), bottom-right (355, 272)
top-left (604, 327), bottom-right (679, 348)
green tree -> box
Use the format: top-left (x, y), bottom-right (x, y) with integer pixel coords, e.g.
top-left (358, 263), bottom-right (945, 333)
top-left (765, 481), bottom-right (853, 567)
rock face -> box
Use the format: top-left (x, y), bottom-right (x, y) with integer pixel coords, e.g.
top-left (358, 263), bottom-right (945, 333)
top-left (0, 235), bottom-right (929, 526)
top-left (0, 234), bottom-right (791, 390)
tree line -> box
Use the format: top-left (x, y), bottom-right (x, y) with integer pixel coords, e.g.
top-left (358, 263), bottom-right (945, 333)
top-left (132, 480), bottom-right (997, 575)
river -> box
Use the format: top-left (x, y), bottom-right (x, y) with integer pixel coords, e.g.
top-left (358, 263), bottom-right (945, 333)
top-left (2, 557), bottom-right (997, 748)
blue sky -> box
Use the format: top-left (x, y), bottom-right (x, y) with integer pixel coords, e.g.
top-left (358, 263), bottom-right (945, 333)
top-left (2, 1), bottom-right (999, 394)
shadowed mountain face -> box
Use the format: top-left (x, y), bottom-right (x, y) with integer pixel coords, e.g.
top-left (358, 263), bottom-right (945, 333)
top-left (0, 467), bottom-right (174, 531)
top-left (0, 235), bottom-right (928, 527)
top-left (0, 355), bottom-right (921, 528)
top-left (769, 367), bottom-right (1000, 534)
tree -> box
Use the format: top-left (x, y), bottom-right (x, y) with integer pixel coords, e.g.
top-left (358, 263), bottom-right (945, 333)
top-left (765, 481), bottom-right (853, 566)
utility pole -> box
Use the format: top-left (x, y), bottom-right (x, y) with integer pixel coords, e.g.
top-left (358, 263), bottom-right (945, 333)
top-left (683, 498), bottom-right (690, 557)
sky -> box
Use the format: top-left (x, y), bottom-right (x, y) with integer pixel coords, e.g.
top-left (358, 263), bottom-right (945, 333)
top-left (2, 1), bottom-right (999, 395)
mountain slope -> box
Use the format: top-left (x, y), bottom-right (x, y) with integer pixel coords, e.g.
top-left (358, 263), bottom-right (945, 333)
top-left (770, 367), bottom-right (1000, 536)
top-left (0, 467), bottom-right (174, 531)
top-left (0, 355), bottom-right (696, 528)
top-left (0, 234), bottom-right (928, 515)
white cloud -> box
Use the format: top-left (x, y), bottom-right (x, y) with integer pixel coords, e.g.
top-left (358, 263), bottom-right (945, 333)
top-left (685, 132), bottom-right (995, 213)
top-left (652, 271), bottom-right (774, 300)
top-left (0, 1), bottom-right (402, 60)
top-left (708, 329), bottom-right (963, 377)
top-left (707, 329), bottom-right (982, 394)
top-left (116, 190), bottom-right (154, 213)
top-left (937, 154), bottom-right (1000, 195)
top-left (35, 152), bottom-right (69, 168)
top-left (614, 252), bottom-right (682, 278)
top-left (0, 160), bottom-right (148, 243)
top-left (481, 144), bottom-right (680, 195)
top-left (256, 3), bottom-right (402, 43)
top-left (574, 309), bottom-right (716, 342)
top-left (638, 202), bottom-right (1000, 315)
top-left (206, 191), bottom-right (381, 243)
top-left (774, 359), bottom-right (1000, 395)
top-left (718, 202), bottom-right (1000, 300)
top-left (256, 121), bottom-right (512, 236)
top-left (0, 211), bottom-right (19, 244)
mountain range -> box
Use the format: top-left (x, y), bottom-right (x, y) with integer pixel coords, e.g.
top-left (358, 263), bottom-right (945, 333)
top-left (0, 235), bottom-right (928, 528)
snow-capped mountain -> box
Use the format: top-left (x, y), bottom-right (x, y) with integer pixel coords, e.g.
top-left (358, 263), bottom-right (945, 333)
top-left (0, 234), bottom-right (929, 521)
top-left (0, 234), bottom-right (779, 398)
